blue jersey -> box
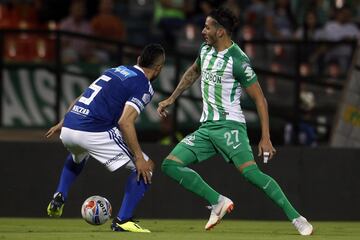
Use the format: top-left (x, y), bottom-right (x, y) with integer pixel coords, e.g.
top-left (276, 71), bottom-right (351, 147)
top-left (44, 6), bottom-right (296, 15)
top-left (63, 65), bottom-right (154, 132)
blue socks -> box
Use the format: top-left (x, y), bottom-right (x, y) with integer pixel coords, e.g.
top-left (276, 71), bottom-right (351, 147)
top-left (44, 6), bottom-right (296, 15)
top-left (56, 154), bottom-right (86, 200)
top-left (117, 171), bottom-right (150, 221)
top-left (55, 155), bottom-right (148, 220)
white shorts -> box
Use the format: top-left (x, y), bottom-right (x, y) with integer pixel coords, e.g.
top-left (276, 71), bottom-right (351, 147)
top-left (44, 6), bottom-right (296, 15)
top-left (60, 127), bottom-right (149, 172)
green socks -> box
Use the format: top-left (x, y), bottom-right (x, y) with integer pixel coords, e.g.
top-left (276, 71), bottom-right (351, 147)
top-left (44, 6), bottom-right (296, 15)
top-left (242, 167), bottom-right (300, 220)
top-left (162, 159), bottom-right (220, 205)
top-left (162, 156), bottom-right (300, 221)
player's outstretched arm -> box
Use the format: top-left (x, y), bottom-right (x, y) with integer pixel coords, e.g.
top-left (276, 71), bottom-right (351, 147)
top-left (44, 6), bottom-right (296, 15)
top-left (245, 82), bottom-right (276, 161)
top-left (118, 104), bottom-right (153, 184)
top-left (157, 62), bottom-right (200, 118)
top-left (45, 121), bottom-right (64, 138)
top-left (45, 96), bottom-right (80, 138)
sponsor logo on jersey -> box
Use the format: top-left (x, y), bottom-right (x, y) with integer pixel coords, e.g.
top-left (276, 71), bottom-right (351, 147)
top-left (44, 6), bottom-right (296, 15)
top-left (130, 97), bottom-right (145, 111)
top-left (181, 134), bottom-right (195, 146)
top-left (113, 66), bottom-right (137, 80)
top-left (202, 70), bottom-right (222, 84)
top-left (71, 105), bottom-right (90, 116)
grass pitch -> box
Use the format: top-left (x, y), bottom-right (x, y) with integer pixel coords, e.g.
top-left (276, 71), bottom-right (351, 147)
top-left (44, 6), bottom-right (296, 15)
top-left (0, 218), bottom-right (359, 240)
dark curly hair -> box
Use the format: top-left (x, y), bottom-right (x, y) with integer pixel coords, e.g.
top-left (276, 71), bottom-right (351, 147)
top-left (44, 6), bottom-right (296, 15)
top-left (208, 8), bottom-right (238, 35)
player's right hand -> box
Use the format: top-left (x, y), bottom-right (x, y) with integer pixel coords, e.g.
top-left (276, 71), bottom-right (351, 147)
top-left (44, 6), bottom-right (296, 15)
top-left (45, 121), bottom-right (63, 138)
top-left (157, 97), bottom-right (175, 118)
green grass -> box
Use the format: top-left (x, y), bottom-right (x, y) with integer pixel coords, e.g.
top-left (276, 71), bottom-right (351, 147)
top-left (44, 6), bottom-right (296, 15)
top-left (0, 218), bottom-right (360, 240)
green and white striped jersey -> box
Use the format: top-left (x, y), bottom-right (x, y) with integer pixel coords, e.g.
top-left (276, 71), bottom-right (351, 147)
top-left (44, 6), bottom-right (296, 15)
top-left (196, 42), bottom-right (257, 123)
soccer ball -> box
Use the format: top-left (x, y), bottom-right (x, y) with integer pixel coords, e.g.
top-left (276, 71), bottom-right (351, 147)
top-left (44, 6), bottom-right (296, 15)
top-left (81, 195), bottom-right (112, 225)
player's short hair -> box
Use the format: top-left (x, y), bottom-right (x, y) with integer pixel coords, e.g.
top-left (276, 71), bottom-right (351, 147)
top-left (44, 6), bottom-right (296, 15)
top-left (138, 43), bottom-right (165, 68)
top-left (208, 8), bottom-right (238, 35)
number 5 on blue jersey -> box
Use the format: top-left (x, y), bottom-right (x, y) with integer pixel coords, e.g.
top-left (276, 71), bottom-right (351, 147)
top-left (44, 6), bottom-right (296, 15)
top-left (79, 75), bottom-right (112, 105)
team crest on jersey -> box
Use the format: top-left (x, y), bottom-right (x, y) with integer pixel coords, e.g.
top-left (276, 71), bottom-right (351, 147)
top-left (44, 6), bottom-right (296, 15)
top-left (142, 93), bottom-right (151, 104)
top-left (181, 134), bottom-right (195, 146)
top-left (214, 59), bottom-right (224, 70)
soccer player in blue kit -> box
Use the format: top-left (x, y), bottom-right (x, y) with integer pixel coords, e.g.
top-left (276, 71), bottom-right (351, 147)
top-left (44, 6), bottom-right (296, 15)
top-left (45, 43), bottom-right (165, 233)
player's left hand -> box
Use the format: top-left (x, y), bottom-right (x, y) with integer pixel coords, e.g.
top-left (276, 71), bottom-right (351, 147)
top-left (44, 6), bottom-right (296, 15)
top-left (135, 158), bottom-right (153, 184)
top-left (147, 159), bottom-right (155, 172)
top-left (258, 137), bottom-right (276, 162)
top-left (45, 121), bottom-right (63, 138)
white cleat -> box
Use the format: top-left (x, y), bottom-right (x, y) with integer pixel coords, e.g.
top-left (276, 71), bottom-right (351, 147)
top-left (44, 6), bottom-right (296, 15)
top-left (205, 195), bottom-right (234, 230)
top-left (292, 216), bottom-right (313, 236)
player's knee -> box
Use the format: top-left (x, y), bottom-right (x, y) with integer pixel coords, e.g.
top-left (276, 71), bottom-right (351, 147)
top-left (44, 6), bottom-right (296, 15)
top-left (161, 160), bottom-right (170, 175)
top-left (238, 160), bottom-right (257, 173)
top-left (242, 166), bottom-right (274, 190)
top-left (161, 156), bottom-right (182, 176)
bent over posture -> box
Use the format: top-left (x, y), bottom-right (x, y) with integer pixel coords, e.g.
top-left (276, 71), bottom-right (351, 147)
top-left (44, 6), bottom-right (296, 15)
top-left (47, 43), bottom-right (165, 233)
top-left (157, 9), bottom-right (313, 235)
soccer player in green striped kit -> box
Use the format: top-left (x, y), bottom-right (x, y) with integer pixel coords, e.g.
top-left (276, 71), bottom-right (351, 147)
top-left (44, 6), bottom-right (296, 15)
top-left (157, 8), bottom-right (313, 235)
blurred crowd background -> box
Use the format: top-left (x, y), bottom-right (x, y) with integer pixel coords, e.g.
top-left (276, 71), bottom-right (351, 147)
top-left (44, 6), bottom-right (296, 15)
top-left (0, 0), bottom-right (359, 146)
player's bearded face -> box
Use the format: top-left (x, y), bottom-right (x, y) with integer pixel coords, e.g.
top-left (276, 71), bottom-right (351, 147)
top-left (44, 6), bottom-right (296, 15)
top-left (202, 17), bottom-right (219, 45)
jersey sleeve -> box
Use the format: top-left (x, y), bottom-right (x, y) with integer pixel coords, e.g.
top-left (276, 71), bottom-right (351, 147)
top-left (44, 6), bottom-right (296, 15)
top-left (125, 82), bottom-right (153, 114)
top-left (233, 58), bottom-right (258, 88)
top-left (195, 42), bottom-right (207, 68)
